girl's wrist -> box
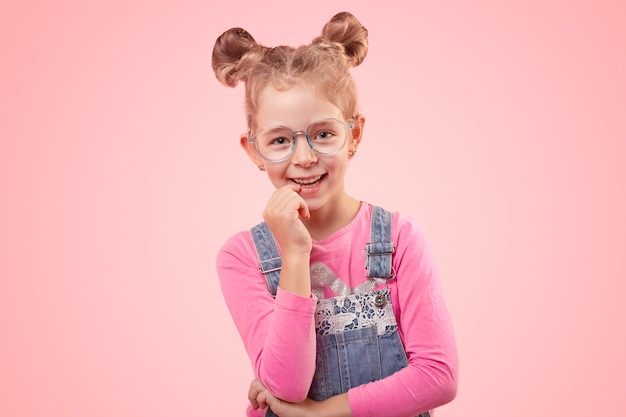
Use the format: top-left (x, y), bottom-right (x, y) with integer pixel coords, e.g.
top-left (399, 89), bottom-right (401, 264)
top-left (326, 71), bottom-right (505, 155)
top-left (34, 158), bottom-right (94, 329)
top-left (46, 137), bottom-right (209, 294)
top-left (317, 393), bottom-right (353, 417)
top-left (278, 254), bottom-right (312, 297)
top-left (281, 246), bottom-right (312, 258)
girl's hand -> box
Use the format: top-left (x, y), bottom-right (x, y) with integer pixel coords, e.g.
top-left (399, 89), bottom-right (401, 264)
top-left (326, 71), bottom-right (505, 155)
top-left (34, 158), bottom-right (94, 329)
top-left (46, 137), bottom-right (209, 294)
top-left (248, 379), bottom-right (319, 417)
top-left (263, 183), bottom-right (312, 255)
top-left (248, 378), bottom-right (270, 411)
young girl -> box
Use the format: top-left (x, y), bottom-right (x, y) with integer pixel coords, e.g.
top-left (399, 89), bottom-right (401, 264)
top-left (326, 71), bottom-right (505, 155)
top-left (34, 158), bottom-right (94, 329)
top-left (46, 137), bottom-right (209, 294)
top-left (213, 12), bottom-right (458, 417)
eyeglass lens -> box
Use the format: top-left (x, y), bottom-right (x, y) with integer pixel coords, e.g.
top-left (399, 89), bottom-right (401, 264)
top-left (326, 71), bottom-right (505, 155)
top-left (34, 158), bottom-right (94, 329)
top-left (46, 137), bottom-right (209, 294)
top-left (253, 118), bottom-right (348, 161)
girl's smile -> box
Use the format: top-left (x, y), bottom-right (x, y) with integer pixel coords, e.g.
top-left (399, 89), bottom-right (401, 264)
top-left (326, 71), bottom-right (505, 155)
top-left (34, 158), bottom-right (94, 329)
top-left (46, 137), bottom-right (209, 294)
top-left (291, 174), bottom-right (327, 194)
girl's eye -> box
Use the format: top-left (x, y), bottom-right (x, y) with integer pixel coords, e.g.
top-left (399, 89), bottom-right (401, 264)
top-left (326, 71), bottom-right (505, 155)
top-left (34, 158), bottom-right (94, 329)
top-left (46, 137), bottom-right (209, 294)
top-left (270, 136), bottom-right (291, 146)
top-left (314, 131), bottom-right (334, 141)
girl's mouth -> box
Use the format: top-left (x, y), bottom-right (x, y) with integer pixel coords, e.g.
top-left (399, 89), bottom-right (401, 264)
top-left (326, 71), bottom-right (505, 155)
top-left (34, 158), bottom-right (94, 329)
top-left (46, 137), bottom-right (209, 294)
top-left (291, 174), bottom-right (326, 189)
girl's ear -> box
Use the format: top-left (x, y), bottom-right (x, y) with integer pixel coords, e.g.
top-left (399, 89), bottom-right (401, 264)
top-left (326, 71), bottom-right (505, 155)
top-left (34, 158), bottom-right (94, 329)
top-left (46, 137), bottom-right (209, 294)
top-left (349, 114), bottom-right (366, 152)
top-left (240, 133), bottom-right (265, 170)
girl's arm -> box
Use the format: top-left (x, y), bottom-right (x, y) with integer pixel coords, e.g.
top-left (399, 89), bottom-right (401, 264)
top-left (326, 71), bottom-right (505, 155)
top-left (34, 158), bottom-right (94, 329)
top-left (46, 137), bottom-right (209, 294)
top-left (217, 233), bottom-right (317, 402)
top-left (250, 379), bottom-right (353, 417)
top-left (217, 185), bottom-right (317, 402)
top-left (347, 213), bottom-right (458, 416)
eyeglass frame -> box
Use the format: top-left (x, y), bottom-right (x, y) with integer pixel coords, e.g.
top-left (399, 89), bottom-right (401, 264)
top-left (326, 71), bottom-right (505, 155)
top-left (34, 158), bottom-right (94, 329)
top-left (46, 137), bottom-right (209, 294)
top-left (247, 117), bottom-right (354, 163)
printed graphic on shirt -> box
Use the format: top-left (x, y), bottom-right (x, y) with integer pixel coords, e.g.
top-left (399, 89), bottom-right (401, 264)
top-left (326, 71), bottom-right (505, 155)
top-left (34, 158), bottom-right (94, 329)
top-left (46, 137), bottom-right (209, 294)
top-left (310, 261), bottom-right (385, 299)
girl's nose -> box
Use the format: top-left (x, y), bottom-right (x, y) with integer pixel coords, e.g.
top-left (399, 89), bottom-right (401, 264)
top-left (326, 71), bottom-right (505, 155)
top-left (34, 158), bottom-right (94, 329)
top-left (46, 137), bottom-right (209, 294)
top-left (291, 134), bottom-right (317, 166)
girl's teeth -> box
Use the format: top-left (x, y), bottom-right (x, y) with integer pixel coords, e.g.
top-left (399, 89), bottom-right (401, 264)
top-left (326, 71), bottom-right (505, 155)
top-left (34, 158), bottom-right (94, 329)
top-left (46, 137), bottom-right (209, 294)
top-left (294, 175), bottom-right (322, 185)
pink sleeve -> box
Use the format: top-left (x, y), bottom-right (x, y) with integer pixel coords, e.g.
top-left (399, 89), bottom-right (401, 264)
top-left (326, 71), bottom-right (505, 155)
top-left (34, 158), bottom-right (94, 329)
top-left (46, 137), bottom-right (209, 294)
top-left (216, 232), bottom-right (317, 402)
top-left (348, 214), bottom-right (458, 417)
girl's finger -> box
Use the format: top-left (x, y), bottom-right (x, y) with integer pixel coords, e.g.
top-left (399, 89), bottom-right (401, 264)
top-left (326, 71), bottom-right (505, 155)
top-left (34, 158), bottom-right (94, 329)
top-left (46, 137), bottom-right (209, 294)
top-left (298, 198), bottom-right (310, 220)
top-left (248, 379), bottom-right (262, 409)
top-left (256, 391), bottom-right (269, 410)
top-left (264, 394), bottom-right (281, 414)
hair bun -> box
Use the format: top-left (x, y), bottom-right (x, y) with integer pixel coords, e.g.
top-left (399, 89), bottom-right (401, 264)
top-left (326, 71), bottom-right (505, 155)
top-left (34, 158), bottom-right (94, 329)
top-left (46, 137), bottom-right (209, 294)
top-left (212, 27), bottom-right (260, 87)
top-left (318, 11), bottom-right (368, 66)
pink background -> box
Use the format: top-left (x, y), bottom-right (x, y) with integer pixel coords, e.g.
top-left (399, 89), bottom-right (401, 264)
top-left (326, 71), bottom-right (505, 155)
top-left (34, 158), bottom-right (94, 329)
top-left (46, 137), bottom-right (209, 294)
top-left (1, 1), bottom-right (625, 416)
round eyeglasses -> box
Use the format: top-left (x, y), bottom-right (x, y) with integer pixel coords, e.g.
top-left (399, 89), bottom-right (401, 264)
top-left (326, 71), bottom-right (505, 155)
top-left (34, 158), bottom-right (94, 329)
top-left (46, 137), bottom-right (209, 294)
top-left (247, 118), bottom-right (352, 162)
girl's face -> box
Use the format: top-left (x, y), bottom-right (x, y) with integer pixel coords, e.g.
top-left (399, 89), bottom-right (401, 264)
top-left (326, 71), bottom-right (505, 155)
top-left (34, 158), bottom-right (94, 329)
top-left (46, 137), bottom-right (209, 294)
top-left (241, 84), bottom-right (363, 213)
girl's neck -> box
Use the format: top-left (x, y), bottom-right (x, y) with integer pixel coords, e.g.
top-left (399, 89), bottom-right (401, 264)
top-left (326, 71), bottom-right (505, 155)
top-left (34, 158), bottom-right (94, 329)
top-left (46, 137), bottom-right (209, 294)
top-left (302, 195), bottom-right (361, 241)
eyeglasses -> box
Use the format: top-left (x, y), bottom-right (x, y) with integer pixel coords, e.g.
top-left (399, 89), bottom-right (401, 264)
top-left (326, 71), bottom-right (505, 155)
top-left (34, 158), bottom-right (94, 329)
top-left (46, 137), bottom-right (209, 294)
top-left (247, 118), bottom-right (352, 162)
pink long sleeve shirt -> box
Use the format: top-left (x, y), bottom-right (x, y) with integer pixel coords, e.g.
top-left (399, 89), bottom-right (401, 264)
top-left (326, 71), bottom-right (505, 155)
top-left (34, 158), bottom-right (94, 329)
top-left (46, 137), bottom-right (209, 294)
top-left (216, 202), bottom-right (458, 417)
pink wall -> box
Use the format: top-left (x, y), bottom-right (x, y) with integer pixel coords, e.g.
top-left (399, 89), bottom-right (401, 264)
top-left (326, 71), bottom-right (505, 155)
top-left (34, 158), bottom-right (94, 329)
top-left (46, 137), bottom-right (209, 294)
top-left (1, 1), bottom-right (624, 415)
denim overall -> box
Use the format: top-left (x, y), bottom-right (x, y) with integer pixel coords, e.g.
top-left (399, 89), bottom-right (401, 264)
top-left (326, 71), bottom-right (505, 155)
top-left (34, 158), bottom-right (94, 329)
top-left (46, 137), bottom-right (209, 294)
top-left (251, 206), bottom-right (430, 417)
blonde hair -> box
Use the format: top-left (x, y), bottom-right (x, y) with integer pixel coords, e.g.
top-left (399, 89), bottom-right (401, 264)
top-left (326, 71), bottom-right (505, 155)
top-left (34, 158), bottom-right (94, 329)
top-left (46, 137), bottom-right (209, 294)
top-left (211, 11), bottom-right (368, 130)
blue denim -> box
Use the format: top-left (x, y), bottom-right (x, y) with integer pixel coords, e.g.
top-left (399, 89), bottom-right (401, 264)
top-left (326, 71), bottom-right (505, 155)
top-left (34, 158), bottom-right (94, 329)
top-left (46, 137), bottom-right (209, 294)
top-left (251, 206), bottom-right (429, 417)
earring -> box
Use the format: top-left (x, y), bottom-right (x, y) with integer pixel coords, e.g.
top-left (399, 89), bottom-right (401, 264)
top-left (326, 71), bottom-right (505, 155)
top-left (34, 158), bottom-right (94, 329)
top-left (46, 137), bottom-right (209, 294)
top-left (258, 164), bottom-right (265, 171)
top-left (348, 149), bottom-right (357, 158)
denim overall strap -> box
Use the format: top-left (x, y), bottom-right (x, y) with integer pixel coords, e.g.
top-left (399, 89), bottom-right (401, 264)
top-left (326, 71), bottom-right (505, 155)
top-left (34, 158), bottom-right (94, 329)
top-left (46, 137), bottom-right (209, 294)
top-left (250, 222), bottom-right (281, 296)
top-left (365, 205), bottom-right (395, 279)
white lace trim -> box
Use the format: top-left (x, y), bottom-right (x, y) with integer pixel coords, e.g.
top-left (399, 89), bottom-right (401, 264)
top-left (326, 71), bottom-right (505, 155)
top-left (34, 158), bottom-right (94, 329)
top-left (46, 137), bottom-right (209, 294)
top-left (314, 289), bottom-right (398, 336)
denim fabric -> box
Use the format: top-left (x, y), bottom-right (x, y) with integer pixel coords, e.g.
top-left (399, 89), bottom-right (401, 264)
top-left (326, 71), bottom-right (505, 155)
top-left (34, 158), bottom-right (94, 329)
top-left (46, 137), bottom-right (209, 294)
top-left (365, 205), bottom-right (395, 279)
top-left (308, 292), bottom-right (409, 401)
top-left (250, 222), bottom-right (282, 296)
top-left (251, 206), bottom-right (429, 417)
